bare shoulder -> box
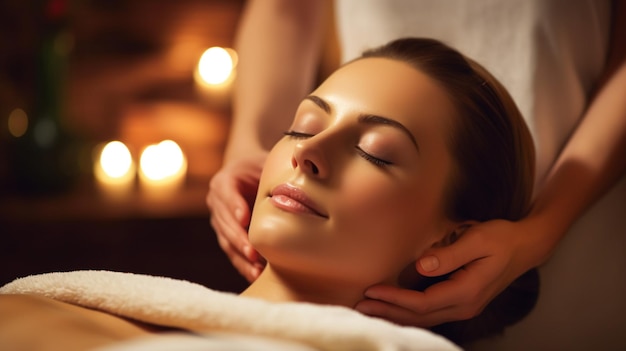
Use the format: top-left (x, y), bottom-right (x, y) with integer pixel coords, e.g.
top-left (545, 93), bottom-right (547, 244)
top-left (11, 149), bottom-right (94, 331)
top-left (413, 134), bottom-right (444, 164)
top-left (0, 294), bottom-right (170, 351)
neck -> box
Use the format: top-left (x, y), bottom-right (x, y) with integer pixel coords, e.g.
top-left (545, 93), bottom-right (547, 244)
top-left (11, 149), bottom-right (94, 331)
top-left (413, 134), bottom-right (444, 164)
top-left (240, 264), bottom-right (367, 308)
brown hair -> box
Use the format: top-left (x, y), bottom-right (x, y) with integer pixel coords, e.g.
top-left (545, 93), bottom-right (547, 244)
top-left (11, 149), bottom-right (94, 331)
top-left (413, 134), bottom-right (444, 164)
top-left (361, 38), bottom-right (538, 344)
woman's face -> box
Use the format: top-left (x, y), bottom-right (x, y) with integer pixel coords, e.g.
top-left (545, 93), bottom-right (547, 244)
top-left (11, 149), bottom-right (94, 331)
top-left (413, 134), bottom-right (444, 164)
top-left (249, 58), bottom-right (461, 287)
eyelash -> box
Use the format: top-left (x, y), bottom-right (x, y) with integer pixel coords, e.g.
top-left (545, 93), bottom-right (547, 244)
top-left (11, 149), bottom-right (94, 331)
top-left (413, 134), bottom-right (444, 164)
top-left (283, 130), bottom-right (313, 139)
top-left (283, 130), bottom-right (392, 167)
top-left (356, 147), bottom-right (392, 167)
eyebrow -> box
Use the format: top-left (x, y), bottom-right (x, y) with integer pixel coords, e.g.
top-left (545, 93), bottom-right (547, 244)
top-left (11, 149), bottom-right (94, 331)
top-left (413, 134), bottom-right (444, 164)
top-left (305, 95), bottom-right (331, 114)
top-left (305, 95), bottom-right (420, 153)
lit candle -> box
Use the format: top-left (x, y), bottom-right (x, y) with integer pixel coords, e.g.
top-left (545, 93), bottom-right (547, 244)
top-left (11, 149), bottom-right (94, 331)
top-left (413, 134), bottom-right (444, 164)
top-left (94, 141), bottom-right (135, 199)
top-left (194, 46), bottom-right (237, 106)
top-left (138, 140), bottom-right (187, 199)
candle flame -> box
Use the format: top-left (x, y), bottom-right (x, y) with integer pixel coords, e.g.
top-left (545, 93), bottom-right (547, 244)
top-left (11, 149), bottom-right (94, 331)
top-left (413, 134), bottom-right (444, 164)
top-left (139, 140), bottom-right (186, 181)
top-left (197, 47), bottom-right (235, 85)
top-left (100, 141), bottom-right (133, 179)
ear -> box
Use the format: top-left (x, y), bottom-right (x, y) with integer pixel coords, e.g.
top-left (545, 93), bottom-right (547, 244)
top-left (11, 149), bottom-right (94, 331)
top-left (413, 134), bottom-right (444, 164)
top-left (431, 221), bottom-right (476, 248)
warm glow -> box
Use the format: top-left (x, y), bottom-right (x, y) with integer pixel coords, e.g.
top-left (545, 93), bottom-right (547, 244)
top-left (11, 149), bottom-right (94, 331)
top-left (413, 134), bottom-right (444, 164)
top-left (99, 141), bottom-right (133, 179)
top-left (197, 47), bottom-right (234, 85)
top-left (139, 140), bottom-right (186, 181)
top-left (94, 141), bottom-right (135, 199)
top-left (8, 108), bottom-right (28, 138)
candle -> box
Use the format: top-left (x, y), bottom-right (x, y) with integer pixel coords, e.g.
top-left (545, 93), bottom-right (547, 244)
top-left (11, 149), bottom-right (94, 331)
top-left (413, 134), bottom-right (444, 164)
top-left (194, 46), bottom-right (237, 107)
top-left (94, 141), bottom-right (135, 199)
top-left (138, 140), bottom-right (187, 199)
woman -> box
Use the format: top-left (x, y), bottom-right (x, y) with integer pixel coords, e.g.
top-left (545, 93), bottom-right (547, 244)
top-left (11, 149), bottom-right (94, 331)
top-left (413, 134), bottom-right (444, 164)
top-left (1, 38), bottom-right (536, 349)
top-left (208, 3), bottom-right (626, 349)
top-left (241, 37), bottom-right (537, 343)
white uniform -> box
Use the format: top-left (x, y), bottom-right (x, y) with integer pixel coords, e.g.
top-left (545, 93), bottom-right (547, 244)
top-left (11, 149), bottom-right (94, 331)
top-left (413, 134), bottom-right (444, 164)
top-left (335, 1), bottom-right (626, 349)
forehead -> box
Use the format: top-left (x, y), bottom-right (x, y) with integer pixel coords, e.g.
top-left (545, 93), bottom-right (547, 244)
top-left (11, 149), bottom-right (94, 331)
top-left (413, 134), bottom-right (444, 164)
top-left (312, 58), bottom-right (457, 134)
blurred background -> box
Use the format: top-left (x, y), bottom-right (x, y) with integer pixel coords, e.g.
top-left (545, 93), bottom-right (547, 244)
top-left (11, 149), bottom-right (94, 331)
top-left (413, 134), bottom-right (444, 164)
top-left (0, 0), bottom-right (253, 292)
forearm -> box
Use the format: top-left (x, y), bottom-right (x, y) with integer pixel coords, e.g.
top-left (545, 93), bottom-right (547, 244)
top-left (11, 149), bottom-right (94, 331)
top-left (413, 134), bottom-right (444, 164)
top-left (225, 0), bottom-right (329, 163)
top-left (531, 65), bottom-right (626, 244)
top-left (528, 7), bottom-right (626, 263)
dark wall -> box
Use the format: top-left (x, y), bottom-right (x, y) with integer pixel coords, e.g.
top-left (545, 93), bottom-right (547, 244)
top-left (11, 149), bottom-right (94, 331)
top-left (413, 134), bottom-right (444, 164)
top-left (1, 215), bottom-right (248, 293)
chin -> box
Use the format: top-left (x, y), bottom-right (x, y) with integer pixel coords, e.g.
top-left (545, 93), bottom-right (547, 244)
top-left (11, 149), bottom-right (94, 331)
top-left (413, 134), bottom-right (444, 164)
top-left (248, 213), bottom-right (302, 261)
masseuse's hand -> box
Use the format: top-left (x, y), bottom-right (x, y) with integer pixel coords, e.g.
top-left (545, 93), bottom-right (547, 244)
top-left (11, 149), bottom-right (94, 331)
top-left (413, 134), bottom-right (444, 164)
top-left (206, 154), bottom-right (267, 282)
top-left (355, 218), bottom-right (548, 327)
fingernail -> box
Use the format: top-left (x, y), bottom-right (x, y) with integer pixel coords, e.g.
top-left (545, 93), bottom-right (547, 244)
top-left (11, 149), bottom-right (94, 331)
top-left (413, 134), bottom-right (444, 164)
top-left (235, 207), bottom-right (244, 222)
top-left (250, 266), bottom-right (261, 279)
top-left (364, 289), bottom-right (379, 299)
top-left (420, 256), bottom-right (439, 272)
top-left (243, 245), bottom-right (253, 258)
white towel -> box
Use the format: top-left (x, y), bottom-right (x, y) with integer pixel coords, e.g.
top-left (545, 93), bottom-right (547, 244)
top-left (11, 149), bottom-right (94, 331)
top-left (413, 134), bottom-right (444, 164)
top-left (0, 271), bottom-right (460, 351)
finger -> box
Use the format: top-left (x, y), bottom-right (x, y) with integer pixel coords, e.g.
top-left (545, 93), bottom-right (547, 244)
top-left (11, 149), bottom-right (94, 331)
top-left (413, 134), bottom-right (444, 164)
top-left (417, 227), bottom-right (491, 277)
top-left (208, 175), bottom-right (260, 261)
top-left (228, 189), bottom-right (253, 228)
top-left (355, 298), bottom-right (427, 326)
top-left (356, 298), bottom-right (468, 328)
top-left (231, 252), bottom-right (263, 282)
top-left (365, 260), bottom-right (498, 316)
top-left (418, 272), bottom-right (483, 315)
top-left (359, 276), bottom-right (482, 327)
top-left (216, 232), bottom-right (262, 282)
top-left (211, 205), bottom-right (258, 262)
top-left (209, 184), bottom-right (253, 248)
top-left (363, 285), bottom-right (439, 315)
top-left (411, 262), bottom-right (501, 319)
top-left (208, 176), bottom-right (252, 227)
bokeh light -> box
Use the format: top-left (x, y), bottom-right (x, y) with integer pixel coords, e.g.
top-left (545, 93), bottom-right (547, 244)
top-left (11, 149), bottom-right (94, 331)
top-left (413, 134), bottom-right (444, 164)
top-left (33, 119), bottom-right (57, 148)
top-left (8, 108), bottom-right (28, 138)
top-left (99, 141), bottom-right (133, 179)
top-left (197, 47), bottom-right (235, 85)
top-left (139, 140), bottom-right (186, 181)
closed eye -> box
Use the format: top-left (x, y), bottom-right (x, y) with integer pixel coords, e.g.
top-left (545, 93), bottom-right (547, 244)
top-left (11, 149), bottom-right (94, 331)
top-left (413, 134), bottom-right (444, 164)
top-left (286, 130), bottom-right (392, 167)
top-left (284, 130), bottom-right (314, 139)
top-left (355, 146), bottom-right (392, 167)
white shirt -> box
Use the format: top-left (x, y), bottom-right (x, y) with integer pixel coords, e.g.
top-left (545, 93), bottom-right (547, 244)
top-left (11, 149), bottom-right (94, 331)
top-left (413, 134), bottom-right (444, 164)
top-left (335, 0), bottom-right (611, 183)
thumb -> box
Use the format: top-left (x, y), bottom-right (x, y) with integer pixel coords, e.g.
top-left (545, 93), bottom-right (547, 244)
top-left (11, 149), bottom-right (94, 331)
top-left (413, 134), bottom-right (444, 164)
top-left (417, 233), bottom-right (484, 277)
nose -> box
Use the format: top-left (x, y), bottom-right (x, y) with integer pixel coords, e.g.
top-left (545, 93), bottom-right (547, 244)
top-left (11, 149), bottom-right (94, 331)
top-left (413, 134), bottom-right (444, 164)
top-left (291, 139), bottom-right (329, 179)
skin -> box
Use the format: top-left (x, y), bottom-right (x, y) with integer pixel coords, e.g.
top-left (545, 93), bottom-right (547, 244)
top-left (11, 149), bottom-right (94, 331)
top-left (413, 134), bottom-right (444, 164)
top-left (355, 2), bottom-right (626, 326)
top-left (207, 0), bottom-right (329, 280)
top-left (207, 0), bottom-right (626, 327)
top-left (0, 294), bottom-right (165, 350)
top-left (240, 58), bottom-right (468, 308)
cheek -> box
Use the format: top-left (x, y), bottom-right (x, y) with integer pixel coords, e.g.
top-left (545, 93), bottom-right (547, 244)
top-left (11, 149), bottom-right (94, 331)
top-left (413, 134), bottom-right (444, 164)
top-left (336, 171), bottom-right (440, 232)
top-left (330, 169), bottom-right (445, 275)
top-left (264, 143), bottom-right (292, 174)
top-left (255, 143), bottom-right (292, 197)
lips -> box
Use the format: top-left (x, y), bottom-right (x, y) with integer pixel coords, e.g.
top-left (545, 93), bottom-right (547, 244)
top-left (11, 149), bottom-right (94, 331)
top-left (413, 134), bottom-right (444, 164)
top-left (269, 183), bottom-right (328, 218)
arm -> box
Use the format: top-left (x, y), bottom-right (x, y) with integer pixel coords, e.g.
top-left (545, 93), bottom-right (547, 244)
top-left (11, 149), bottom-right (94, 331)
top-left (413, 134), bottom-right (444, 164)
top-left (226, 0), bottom-right (330, 160)
top-left (356, 1), bottom-right (626, 327)
top-left (523, 6), bottom-right (626, 264)
top-left (207, 0), bottom-right (329, 281)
